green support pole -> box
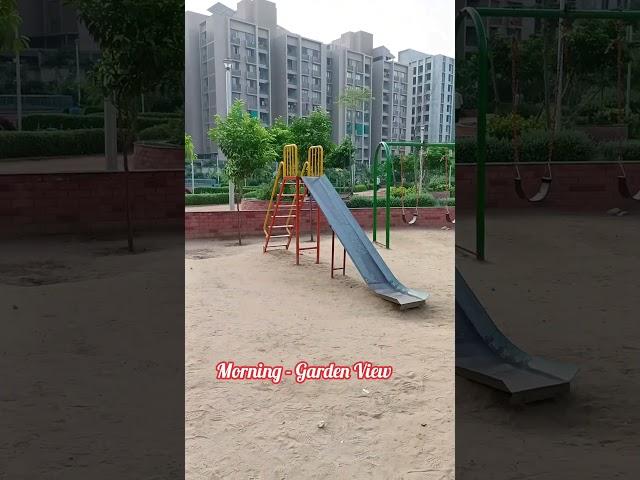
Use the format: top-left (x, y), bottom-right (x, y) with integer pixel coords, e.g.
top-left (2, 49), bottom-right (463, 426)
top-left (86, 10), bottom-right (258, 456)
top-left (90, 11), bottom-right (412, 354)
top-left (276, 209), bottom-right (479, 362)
top-left (456, 7), bottom-right (488, 261)
top-left (384, 143), bottom-right (392, 249)
top-left (372, 140), bottom-right (455, 249)
top-left (372, 144), bottom-right (379, 244)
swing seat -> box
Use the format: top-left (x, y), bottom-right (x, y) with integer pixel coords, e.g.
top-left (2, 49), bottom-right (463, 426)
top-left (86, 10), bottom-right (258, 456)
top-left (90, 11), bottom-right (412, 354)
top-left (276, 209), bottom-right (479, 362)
top-left (618, 175), bottom-right (640, 201)
top-left (402, 212), bottom-right (418, 225)
top-left (514, 176), bottom-right (552, 203)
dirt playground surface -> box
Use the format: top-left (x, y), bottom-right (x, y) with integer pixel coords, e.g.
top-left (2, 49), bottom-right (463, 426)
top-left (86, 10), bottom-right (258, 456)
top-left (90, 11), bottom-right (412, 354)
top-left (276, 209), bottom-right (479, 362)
top-left (455, 211), bottom-right (640, 479)
top-left (1, 234), bottom-right (184, 478)
top-left (186, 229), bottom-right (454, 479)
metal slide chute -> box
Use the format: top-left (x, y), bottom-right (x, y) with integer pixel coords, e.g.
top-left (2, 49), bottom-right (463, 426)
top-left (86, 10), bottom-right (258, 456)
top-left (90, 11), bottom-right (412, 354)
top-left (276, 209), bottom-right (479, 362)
top-left (302, 175), bottom-right (428, 310)
top-left (456, 269), bottom-right (578, 402)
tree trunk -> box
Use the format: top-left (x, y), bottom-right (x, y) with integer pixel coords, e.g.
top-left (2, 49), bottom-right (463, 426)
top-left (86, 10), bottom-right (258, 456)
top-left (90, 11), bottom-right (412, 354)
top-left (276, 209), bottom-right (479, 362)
top-left (543, 21), bottom-right (552, 129)
top-left (123, 134), bottom-right (134, 253)
top-left (235, 191), bottom-right (242, 246)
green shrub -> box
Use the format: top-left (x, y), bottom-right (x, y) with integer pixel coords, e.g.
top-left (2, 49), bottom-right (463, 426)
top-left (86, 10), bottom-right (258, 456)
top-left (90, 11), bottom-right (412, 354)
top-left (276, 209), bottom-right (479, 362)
top-left (0, 129), bottom-right (105, 159)
top-left (428, 174), bottom-right (455, 192)
top-left (23, 114), bottom-right (103, 130)
top-left (346, 194), bottom-right (436, 208)
top-left (458, 130), bottom-right (595, 163)
top-left (185, 193), bottom-right (230, 205)
top-left (353, 183), bottom-right (368, 192)
top-left (598, 140), bottom-right (640, 162)
top-left (191, 185), bottom-right (257, 195)
top-left (390, 185), bottom-right (416, 198)
top-left (138, 123), bottom-right (171, 141)
top-left (22, 113), bottom-right (174, 132)
top-left (521, 129), bottom-right (594, 163)
top-left (488, 113), bottom-right (543, 140)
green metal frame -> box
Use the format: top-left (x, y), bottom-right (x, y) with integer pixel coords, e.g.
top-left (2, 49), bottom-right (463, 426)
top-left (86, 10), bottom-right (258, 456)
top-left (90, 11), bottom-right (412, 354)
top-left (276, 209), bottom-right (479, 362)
top-left (457, 5), bottom-right (640, 261)
top-left (372, 140), bottom-right (455, 249)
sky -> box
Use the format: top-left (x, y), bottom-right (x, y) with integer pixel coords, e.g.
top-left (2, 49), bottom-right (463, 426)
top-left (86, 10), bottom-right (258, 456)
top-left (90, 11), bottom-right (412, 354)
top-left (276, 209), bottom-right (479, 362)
top-left (185, 0), bottom-right (454, 58)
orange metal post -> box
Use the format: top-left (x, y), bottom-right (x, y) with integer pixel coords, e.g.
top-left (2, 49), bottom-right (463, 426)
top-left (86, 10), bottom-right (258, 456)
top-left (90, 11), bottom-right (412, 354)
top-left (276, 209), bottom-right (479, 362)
top-left (316, 200), bottom-right (321, 264)
top-left (295, 176), bottom-right (301, 265)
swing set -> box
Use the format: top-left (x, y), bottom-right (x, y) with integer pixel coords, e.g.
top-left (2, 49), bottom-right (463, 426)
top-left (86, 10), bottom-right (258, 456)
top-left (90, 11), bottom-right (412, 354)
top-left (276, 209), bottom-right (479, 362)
top-left (456, 5), bottom-right (640, 261)
top-left (372, 140), bottom-right (455, 249)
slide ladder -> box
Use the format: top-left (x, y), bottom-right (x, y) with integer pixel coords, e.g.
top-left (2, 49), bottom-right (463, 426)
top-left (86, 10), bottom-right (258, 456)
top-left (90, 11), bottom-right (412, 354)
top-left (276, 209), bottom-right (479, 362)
top-left (263, 144), bottom-right (307, 252)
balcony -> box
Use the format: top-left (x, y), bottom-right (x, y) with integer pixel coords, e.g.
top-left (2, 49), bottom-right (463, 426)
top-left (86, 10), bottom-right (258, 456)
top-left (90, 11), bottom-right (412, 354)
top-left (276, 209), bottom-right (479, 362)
top-left (312, 55), bottom-right (321, 64)
top-left (230, 52), bottom-right (241, 60)
top-left (247, 85), bottom-right (257, 94)
top-left (245, 38), bottom-right (256, 48)
top-left (231, 83), bottom-right (242, 93)
top-left (246, 55), bottom-right (257, 64)
top-left (231, 68), bottom-right (241, 76)
top-left (259, 57), bottom-right (268, 68)
top-left (231, 36), bottom-right (241, 45)
top-left (258, 38), bottom-right (269, 51)
top-left (247, 70), bottom-right (257, 80)
top-left (302, 53), bottom-right (311, 61)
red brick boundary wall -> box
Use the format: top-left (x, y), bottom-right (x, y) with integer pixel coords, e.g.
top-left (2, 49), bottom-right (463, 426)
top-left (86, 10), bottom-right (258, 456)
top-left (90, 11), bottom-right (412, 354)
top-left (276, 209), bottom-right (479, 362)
top-left (132, 142), bottom-right (184, 170)
top-left (185, 207), bottom-right (455, 239)
top-left (1, 170), bottom-right (183, 235)
top-left (456, 163), bottom-right (640, 210)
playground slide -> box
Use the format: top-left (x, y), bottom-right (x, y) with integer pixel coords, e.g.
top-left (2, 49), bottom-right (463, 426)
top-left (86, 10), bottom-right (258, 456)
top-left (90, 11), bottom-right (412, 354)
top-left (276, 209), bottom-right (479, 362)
top-left (456, 269), bottom-right (578, 402)
top-left (302, 175), bottom-right (428, 310)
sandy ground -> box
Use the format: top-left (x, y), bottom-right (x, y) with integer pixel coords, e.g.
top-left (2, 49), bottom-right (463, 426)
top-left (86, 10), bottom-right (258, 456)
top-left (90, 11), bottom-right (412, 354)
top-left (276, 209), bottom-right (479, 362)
top-left (0, 234), bottom-right (184, 478)
top-left (455, 210), bottom-right (640, 479)
top-left (186, 229), bottom-right (455, 479)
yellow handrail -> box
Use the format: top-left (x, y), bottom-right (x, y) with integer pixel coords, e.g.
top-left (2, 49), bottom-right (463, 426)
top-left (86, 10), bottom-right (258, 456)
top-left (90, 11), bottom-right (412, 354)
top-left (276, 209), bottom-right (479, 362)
top-left (306, 146), bottom-right (324, 176)
top-left (263, 161), bottom-right (284, 236)
top-left (283, 144), bottom-right (298, 177)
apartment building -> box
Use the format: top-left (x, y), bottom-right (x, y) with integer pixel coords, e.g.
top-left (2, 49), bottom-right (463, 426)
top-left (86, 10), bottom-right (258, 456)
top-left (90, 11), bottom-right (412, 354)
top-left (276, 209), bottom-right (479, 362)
top-left (186, 0), bottom-right (456, 162)
top-left (327, 32), bottom-right (374, 164)
top-left (399, 50), bottom-right (455, 144)
top-left (371, 46), bottom-right (411, 151)
top-left (185, 0), bottom-right (275, 157)
top-left (271, 31), bottom-right (326, 123)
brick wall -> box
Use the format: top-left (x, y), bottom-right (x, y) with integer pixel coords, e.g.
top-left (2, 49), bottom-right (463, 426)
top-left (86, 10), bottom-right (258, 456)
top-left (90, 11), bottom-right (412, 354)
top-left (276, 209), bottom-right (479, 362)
top-left (456, 163), bottom-right (640, 210)
top-left (1, 170), bottom-right (183, 235)
top-left (132, 142), bottom-right (184, 170)
top-left (185, 207), bottom-right (455, 239)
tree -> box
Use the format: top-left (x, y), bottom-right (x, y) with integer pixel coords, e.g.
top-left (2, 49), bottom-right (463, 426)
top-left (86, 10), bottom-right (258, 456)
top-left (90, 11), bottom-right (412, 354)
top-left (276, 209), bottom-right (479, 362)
top-left (0, 0), bottom-right (29, 131)
top-left (70, 0), bottom-right (183, 252)
top-left (209, 100), bottom-right (276, 245)
top-left (268, 117), bottom-right (293, 161)
top-left (337, 86), bottom-right (373, 189)
top-left (326, 137), bottom-right (355, 169)
top-left (289, 108), bottom-right (333, 165)
top-left (185, 133), bottom-right (197, 192)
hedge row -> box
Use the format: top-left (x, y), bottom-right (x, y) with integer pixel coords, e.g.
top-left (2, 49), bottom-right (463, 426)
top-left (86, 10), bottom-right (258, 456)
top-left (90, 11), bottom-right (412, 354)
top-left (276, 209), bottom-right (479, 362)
top-left (185, 193), bottom-right (230, 206)
top-left (22, 114), bottom-right (178, 131)
top-left (345, 194), bottom-right (455, 208)
top-left (0, 129), bottom-right (105, 159)
top-left (184, 191), bottom-right (456, 208)
top-left (457, 130), bottom-right (640, 164)
top-left (192, 186), bottom-right (257, 194)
